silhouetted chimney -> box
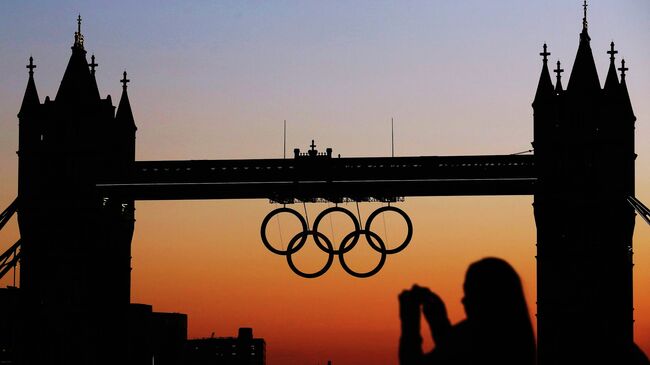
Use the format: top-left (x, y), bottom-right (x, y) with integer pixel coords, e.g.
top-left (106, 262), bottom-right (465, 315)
top-left (238, 327), bottom-right (253, 340)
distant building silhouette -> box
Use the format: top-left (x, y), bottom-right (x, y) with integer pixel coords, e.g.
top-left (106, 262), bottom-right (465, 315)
top-left (186, 328), bottom-right (266, 365)
top-left (128, 304), bottom-right (187, 365)
top-left (533, 4), bottom-right (637, 363)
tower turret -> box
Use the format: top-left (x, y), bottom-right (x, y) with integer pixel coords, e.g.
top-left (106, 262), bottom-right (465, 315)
top-left (115, 71), bottom-right (137, 181)
top-left (88, 54), bottom-right (101, 99)
top-left (18, 57), bottom-right (40, 117)
top-left (532, 43), bottom-right (554, 107)
top-left (17, 56), bottom-right (42, 202)
top-left (603, 42), bottom-right (619, 91)
top-left (618, 59), bottom-right (635, 120)
top-left (531, 43), bottom-right (557, 165)
top-left (116, 71), bottom-right (136, 131)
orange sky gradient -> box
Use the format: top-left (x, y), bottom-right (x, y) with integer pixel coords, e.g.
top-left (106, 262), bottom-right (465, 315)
top-left (1, 2), bottom-right (649, 364)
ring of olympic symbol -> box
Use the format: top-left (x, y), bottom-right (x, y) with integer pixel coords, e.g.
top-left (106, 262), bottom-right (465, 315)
top-left (260, 206), bottom-right (413, 278)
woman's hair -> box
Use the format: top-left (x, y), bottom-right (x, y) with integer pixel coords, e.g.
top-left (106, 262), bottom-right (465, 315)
top-left (463, 257), bottom-right (536, 361)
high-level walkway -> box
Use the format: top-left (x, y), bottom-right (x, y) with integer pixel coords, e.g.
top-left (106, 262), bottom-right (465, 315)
top-left (97, 154), bottom-right (536, 201)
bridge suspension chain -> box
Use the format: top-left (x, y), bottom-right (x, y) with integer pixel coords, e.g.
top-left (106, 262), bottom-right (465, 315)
top-left (628, 196), bottom-right (650, 227)
top-left (0, 240), bottom-right (20, 281)
top-left (0, 198), bottom-right (18, 232)
top-left (0, 198), bottom-right (20, 282)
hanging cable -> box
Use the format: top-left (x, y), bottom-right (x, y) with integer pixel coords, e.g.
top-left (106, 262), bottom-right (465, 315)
top-left (328, 203), bottom-right (336, 244)
top-left (355, 201), bottom-right (363, 226)
top-left (382, 204), bottom-right (389, 244)
top-left (275, 213), bottom-right (284, 250)
top-left (303, 201), bottom-right (310, 227)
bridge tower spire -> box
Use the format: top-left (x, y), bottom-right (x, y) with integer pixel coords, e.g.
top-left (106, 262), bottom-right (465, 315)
top-left (19, 56), bottom-right (40, 116)
top-left (56, 15), bottom-right (100, 102)
top-left (116, 70), bottom-right (137, 176)
top-left (533, 43), bottom-right (554, 106)
top-left (582, 0), bottom-right (588, 32)
top-left (554, 60), bottom-right (564, 92)
top-left (74, 14), bottom-right (84, 49)
top-left (18, 55), bottom-right (41, 207)
top-left (567, 1), bottom-right (599, 92)
top-left (604, 42), bottom-right (619, 91)
top-left (116, 70), bottom-right (136, 131)
top-left (532, 43), bottom-right (556, 156)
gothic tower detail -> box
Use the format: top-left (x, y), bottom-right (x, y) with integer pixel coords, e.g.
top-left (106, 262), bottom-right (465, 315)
top-left (533, 3), bottom-right (637, 363)
top-left (16, 17), bottom-right (137, 365)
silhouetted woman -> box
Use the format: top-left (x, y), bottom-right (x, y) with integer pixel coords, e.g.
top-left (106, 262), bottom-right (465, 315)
top-left (399, 257), bottom-right (536, 365)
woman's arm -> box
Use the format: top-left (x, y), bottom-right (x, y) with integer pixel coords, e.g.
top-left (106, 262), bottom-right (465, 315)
top-left (399, 288), bottom-right (424, 365)
top-left (420, 288), bottom-right (452, 346)
top-left (399, 286), bottom-right (453, 364)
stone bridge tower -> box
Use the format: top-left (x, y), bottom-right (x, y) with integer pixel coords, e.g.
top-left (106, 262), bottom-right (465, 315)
top-left (16, 17), bottom-right (136, 365)
top-left (533, 6), bottom-right (636, 363)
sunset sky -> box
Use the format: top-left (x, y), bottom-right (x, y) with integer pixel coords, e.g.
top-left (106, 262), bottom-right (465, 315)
top-left (1, 1), bottom-right (649, 364)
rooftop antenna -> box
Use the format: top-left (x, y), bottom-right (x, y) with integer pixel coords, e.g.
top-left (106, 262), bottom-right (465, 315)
top-left (283, 120), bottom-right (287, 159)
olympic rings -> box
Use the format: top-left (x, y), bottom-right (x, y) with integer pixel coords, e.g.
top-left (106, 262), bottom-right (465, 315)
top-left (338, 229), bottom-right (387, 278)
top-left (365, 206), bottom-right (413, 254)
top-left (260, 207), bottom-right (308, 255)
top-left (286, 230), bottom-right (334, 278)
top-left (312, 206), bottom-right (360, 254)
top-left (260, 205), bottom-right (413, 278)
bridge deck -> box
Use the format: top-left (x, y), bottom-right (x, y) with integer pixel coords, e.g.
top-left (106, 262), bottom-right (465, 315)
top-left (97, 154), bottom-right (536, 201)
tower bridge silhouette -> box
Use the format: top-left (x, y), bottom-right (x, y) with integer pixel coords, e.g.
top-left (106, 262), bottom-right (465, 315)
top-left (1, 4), bottom-right (648, 365)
